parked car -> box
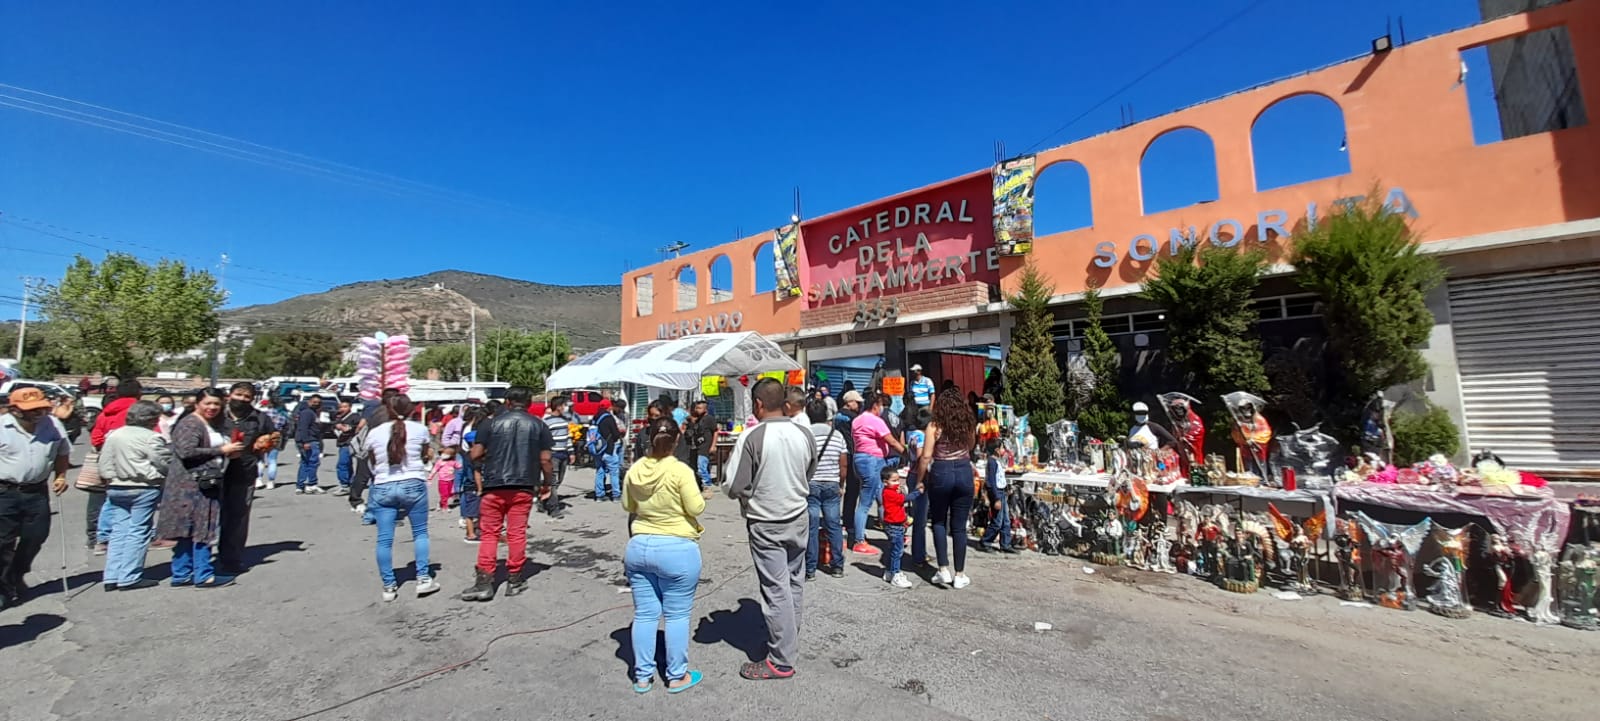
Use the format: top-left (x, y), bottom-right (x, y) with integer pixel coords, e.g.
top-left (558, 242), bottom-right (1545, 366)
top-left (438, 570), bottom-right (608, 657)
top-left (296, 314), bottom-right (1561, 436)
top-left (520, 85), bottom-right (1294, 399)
top-left (0, 379), bottom-right (88, 443)
top-left (529, 389), bottom-right (608, 422)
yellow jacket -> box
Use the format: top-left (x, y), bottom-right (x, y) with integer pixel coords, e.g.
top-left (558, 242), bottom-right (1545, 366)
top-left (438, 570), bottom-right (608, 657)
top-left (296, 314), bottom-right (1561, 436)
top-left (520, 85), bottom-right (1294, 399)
top-left (623, 456), bottom-right (705, 539)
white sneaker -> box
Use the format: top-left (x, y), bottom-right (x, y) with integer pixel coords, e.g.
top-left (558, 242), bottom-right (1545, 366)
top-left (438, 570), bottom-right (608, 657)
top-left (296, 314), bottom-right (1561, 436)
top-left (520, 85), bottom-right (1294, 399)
top-left (255, 480), bottom-right (265, 490)
top-left (934, 568), bottom-right (953, 586)
top-left (457, 518), bottom-right (467, 529)
top-left (890, 572), bottom-right (914, 588)
top-left (953, 574), bottom-right (971, 590)
top-left (306, 486), bottom-right (325, 495)
top-left (264, 482), bottom-right (275, 491)
top-left (415, 577), bottom-right (441, 596)
top-left (382, 585), bottom-right (399, 602)
top-left (353, 503), bottom-right (367, 515)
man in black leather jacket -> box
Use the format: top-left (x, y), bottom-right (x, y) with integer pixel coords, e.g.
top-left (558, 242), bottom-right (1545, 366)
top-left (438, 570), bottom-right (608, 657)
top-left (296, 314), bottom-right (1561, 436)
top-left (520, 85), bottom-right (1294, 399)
top-left (460, 386), bottom-right (555, 602)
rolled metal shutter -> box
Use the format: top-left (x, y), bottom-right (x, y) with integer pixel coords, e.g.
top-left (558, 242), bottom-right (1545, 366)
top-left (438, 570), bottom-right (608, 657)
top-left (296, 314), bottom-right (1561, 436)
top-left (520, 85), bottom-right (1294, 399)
top-left (1449, 265), bottom-right (1600, 475)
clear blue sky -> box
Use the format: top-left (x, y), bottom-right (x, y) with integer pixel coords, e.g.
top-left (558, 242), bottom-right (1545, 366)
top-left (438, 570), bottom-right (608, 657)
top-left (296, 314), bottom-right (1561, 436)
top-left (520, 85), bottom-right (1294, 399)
top-left (0, 0), bottom-right (1487, 311)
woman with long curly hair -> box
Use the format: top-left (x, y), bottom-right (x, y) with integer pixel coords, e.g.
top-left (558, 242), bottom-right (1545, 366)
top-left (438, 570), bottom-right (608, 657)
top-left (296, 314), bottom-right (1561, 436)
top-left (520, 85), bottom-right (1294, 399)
top-left (916, 388), bottom-right (977, 589)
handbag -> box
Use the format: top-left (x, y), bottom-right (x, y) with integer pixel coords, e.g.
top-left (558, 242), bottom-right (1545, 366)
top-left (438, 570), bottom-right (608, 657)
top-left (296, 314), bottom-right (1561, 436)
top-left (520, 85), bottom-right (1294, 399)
top-left (74, 450), bottom-right (105, 491)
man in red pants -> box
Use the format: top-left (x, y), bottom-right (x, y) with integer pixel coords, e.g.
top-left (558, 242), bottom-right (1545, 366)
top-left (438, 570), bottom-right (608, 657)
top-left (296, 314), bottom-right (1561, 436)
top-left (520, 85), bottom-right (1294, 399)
top-left (460, 386), bottom-right (555, 602)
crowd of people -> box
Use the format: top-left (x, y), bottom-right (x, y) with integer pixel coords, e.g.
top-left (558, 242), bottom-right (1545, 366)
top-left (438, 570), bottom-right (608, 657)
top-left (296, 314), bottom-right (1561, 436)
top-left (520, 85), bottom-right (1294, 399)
top-left (1, 368), bottom-right (1011, 694)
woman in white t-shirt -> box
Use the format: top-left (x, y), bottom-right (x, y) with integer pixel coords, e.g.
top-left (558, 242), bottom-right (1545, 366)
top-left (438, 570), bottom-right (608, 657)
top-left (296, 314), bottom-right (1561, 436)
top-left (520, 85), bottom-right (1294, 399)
top-left (362, 394), bottom-right (441, 602)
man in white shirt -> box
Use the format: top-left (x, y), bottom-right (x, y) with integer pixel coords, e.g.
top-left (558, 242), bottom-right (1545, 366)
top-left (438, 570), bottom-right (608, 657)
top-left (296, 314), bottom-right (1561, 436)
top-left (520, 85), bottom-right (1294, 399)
top-left (0, 388), bottom-right (71, 609)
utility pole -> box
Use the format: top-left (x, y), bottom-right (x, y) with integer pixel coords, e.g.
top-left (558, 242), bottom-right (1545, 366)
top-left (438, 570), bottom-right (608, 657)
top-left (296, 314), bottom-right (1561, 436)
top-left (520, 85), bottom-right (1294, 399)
top-left (469, 305), bottom-right (478, 383)
top-left (209, 254), bottom-right (229, 388)
top-left (493, 331), bottom-right (502, 382)
top-left (549, 320), bottom-right (559, 389)
top-left (14, 277), bottom-right (34, 364)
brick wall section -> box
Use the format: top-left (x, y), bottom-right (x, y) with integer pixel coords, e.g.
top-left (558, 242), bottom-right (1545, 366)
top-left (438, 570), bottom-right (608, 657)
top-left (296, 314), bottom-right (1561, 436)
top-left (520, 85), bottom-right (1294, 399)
top-left (799, 282), bottom-right (990, 329)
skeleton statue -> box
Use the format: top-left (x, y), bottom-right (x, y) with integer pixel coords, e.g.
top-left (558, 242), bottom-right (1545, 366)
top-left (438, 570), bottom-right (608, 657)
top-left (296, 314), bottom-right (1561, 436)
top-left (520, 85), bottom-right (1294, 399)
top-left (1154, 530), bottom-right (1176, 573)
top-left (1422, 524), bottom-right (1471, 619)
top-left (1267, 503), bottom-right (1324, 594)
top-left (1334, 519), bottom-right (1363, 601)
top-left (1353, 512), bottom-right (1430, 611)
top-left (1488, 533), bottom-right (1520, 618)
top-left (1558, 545), bottom-right (1599, 630)
top-left (1529, 548), bottom-right (1560, 625)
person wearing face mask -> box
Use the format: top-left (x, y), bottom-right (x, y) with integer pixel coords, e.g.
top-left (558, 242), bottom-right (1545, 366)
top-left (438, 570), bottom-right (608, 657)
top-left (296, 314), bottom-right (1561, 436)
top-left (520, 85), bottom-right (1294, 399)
top-left (0, 388), bottom-right (72, 609)
top-left (216, 382), bottom-right (277, 575)
top-left (1127, 402), bottom-right (1178, 451)
top-left (157, 388), bottom-right (246, 587)
top-left (155, 395), bottom-right (179, 437)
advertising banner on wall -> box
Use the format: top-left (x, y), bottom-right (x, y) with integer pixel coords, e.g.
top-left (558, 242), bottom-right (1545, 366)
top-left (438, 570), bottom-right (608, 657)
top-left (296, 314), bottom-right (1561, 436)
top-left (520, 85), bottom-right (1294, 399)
top-left (992, 155), bottom-right (1036, 256)
top-left (774, 223), bottom-right (803, 300)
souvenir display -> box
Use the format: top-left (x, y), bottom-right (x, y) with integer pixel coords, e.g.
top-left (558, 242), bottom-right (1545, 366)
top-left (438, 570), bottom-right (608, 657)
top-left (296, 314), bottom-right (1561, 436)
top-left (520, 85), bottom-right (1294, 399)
top-left (1353, 512), bottom-right (1430, 610)
top-left (1271, 424), bottom-right (1342, 489)
top-left (1267, 503), bottom-right (1324, 594)
top-left (1334, 519), bottom-right (1364, 601)
top-left (1158, 392), bottom-right (1204, 480)
top-left (1488, 533), bottom-right (1520, 618)
top-left (1150, 521), bottom-right (1176, 574)
top-left (1558, 545), bottom-right (1598, 630)
top-left (1090, 510), bottom-right (1123, 567)
top-left (1422, 524), bottom-right (1471, 619)
top-left (1220, 523), bottom-right (1266, 594)
top-left (1045, 419), bottom-right (1080, 467)
top-left (1223, 391), bottom-right (1273, 483)
top-left (1529, 548), bottom-right (1560, 625)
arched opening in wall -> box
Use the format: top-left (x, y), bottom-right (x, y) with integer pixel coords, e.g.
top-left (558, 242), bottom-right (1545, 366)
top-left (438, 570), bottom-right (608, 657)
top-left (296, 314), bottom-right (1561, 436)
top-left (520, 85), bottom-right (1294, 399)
top-left (1139, 127), bottom-right (1219, 215)
top-left (633, 274), bottom-right (654, 317)
top-left (1250, 93), bottom-right (1351, 191)
top-left (674, 265), bottom-right (698, 311)
top-left (709, 255), bottom-right (733, 303)
top-left (1034, 160), bottom-right (1093, 234)
top-left (754, 241), bottom-right (776, 295)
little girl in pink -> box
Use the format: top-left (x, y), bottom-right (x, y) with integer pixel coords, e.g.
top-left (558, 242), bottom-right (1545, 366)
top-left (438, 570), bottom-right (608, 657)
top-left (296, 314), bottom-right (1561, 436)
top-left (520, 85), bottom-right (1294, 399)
top-left (429, 452), bottom-right (461, 512)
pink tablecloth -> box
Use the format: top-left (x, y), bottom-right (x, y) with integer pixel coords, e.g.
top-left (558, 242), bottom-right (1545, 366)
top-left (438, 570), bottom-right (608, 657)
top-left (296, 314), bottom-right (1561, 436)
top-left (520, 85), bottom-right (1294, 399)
top-left (1333, 483), bottom-right (1570, 553)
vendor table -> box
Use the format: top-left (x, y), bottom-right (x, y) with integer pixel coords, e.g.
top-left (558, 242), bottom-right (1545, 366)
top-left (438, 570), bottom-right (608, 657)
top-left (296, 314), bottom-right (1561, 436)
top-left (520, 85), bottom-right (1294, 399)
top-left (1333, 483), bottom-right (1570, 554)
top-left (1016, 471), bottom-right (1181, 494)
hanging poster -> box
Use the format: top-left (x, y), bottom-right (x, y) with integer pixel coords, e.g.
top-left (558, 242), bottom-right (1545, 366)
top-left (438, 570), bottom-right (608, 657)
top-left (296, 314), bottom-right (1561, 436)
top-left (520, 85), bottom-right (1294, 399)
top-left (993, 155), bottom-right (1036, 256)
top-left (774, 223), bottom-right (803, 299)
top-left (702, 376), bottom-right (722, 397)
top-left (881, 376), bottom-right (905, 397)
top-left (786, 369), bottom-right (805, 386)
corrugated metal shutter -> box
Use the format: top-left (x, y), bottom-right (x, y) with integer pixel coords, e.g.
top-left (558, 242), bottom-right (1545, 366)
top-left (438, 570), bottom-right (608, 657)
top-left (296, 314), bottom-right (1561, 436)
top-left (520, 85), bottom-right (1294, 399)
top-left (1449, 265), bottom-right (1600, 474)
top-left (812, 364), bottom-right (876, 397)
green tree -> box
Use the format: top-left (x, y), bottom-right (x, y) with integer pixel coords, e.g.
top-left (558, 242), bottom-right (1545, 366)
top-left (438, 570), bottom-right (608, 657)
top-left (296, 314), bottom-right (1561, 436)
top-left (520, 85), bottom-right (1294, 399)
top-left (413, 343), bottom-right (473, 381)
top-left (235, 331), bottom-right (341, 379)
top-left (1140, 242), bottom-right (1270, 446)
top-left (1, 323), bottom-right (75, 378)
top-left (39, 253), bottom-right (224, 377)
top-left (1077, 287), bottom-right (1127, 441)
top-left (238, 334), bottom-right (287, 379)
top-left (1291, 191), bottom-right (1445, 438)
top-left (1002, 260), bottom-right (1065, 447)
top-left (487, 329), bottom-right (570, 390)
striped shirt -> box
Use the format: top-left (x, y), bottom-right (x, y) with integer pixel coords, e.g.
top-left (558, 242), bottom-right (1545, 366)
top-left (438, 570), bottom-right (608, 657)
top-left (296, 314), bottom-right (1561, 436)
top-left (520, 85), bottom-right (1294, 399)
top-left (544, 413), bottom-right (572, 453)
top-left (810, 422), bottom-right (849, 485)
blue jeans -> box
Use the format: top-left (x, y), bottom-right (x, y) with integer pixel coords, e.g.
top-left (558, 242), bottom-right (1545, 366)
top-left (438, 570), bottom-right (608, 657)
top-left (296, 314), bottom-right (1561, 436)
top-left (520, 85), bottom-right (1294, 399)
top-left (370, 479), bottom-right (431, 588)
top-left (595, 450), bottom-right (622, 499)
top-left (625, 534), bottom-right (702, 683)
top-left (102, 488), bottom-right (161, 586)
top-left (259, 447), bottom-right (279, 483)
top-left (928, 459), bottom-right (975, 572)
top-left (172, 539), bottom-right (214, 583)
top-left (981, 486), bottom-right (1012, 547)
top-left (696, 454), bottom-right (712, 489)
top-left (297, 441), bottom-right (322, 489)
top-left (806, 482), bottom-right (843, 574)
top-left (850, 454), bottom-right (886, 543)
top-left (885, 526), bottom-right (905, 577)
top-left (336, 445), bottom-right (353, 487)
top-left (909, 484), bottom-right (929, 564)
top-left (96, 493), bottom-right (113, 544)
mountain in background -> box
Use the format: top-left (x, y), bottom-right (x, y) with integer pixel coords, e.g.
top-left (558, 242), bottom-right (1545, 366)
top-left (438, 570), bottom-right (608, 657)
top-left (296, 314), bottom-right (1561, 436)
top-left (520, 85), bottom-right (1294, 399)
top-left (222, 270), bottom-right (621, 350)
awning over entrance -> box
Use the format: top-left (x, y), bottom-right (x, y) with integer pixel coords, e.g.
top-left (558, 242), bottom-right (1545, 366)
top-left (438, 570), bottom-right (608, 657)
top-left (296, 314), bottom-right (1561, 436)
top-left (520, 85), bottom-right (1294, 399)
top-left (547, 332), bottom-right (802, 391)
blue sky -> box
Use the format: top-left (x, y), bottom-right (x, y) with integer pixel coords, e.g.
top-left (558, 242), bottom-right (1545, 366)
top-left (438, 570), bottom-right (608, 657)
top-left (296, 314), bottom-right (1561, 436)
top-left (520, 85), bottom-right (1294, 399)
top-left (0, 0), bottom-right (1487, 311)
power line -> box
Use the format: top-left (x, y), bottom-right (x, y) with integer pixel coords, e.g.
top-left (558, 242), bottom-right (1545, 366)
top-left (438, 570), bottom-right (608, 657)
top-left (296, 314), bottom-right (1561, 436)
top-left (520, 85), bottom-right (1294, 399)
top-left (1020, 0), bottom-right (1273, 153)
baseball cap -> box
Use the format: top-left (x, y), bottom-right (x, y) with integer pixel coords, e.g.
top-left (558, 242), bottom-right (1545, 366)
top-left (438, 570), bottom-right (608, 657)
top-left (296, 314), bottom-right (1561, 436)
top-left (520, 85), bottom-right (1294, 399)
top-left (841, 390), bottom-right (864, 404)
top-left (1132, 401), bottom-right (1149, 413)
top-left (9, 387), bottom-right (50, 411)
top-left (910, 364), bottom-right (923, 372)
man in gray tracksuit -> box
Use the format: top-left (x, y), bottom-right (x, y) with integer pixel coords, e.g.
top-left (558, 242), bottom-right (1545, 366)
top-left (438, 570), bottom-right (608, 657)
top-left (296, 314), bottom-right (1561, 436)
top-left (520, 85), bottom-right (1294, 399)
top-left (723, 377), bottom-right (816, 681)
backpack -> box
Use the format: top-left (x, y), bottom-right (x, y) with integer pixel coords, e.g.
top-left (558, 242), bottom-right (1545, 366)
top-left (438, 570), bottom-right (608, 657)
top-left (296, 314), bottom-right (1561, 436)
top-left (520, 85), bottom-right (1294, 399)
top-left (586, 412), bottom-right (613, 456)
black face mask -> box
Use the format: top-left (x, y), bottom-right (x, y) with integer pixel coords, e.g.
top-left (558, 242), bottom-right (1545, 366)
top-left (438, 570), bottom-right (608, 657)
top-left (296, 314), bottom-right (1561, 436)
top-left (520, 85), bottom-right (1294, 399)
top-left (228, 399), bottom-right (253, 414)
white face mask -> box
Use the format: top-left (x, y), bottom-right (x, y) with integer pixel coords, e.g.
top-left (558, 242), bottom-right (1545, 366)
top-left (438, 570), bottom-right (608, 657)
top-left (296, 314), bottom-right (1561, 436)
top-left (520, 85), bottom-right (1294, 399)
top-left (1134, 415), bottom-right (1149, 424)
top-left (161, 403), bottom-right (174, 413)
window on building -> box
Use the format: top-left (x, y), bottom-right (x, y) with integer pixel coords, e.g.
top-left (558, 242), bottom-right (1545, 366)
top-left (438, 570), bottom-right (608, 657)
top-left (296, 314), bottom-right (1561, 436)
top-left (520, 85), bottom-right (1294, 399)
top-left (634, 274), bottom-right (654, 317)
top-left (754, 241), bottom-right (776, 294)
top-left (709, 255), bottom-right (733, 303)
top-left (1461, 25), bottom-right (1588, 145)
top-left (1250, 93), bottom-right (1351, 191)
top-left (1140, 127), bottom-right (1220, 215)
top-left (1035, 159), bottom-right (1093, 234)
top-left (675, 265), bottom-right (698, 311)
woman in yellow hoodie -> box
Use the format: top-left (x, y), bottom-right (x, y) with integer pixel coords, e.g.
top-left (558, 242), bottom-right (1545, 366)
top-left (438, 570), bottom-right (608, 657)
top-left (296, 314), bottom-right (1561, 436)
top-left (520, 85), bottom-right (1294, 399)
top-left (623, 416), bottom-right (707, 695)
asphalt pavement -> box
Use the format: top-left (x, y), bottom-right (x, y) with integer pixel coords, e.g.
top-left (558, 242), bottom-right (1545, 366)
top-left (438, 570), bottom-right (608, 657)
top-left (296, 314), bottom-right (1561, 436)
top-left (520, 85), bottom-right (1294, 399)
top-left (1, 442), bottom-right (1595, 721)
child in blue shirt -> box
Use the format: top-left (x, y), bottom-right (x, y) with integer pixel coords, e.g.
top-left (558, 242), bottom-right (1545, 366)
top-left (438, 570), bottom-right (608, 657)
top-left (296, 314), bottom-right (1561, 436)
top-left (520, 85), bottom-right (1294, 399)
top-left (979, 439), bottom-right (1016, 553)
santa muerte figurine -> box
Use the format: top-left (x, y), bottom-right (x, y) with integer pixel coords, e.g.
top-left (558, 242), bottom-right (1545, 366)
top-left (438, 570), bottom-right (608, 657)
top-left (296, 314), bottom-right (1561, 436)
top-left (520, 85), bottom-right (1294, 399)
top-left (1423, 524), bottom-right (1472, 619)
top-left (1268, 503), bottom-right (1324, 594)
top-left (1488, 533), bottom-right (1520, 619)
top-left (1354, 512), bottom-right (1430, 611)
top-left (1158, 392), bottom-right (1205, 481)
top-left (1558, 545), bottom-right (1599, 630)
top-left (1223, 391), bottom-right (1274, 483)
top-left (1334, 519), bottom-right (1364, 601)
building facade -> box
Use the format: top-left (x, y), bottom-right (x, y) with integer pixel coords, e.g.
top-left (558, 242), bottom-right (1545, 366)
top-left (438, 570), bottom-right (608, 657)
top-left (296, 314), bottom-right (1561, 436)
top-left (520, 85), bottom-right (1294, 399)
top-left (620, 5), bottom-right (1600, 476)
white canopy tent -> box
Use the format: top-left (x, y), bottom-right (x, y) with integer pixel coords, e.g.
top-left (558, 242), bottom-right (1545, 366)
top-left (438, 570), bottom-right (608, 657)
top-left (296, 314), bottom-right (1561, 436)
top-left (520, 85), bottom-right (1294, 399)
top-left (546, 332), bottom-right (801, 391)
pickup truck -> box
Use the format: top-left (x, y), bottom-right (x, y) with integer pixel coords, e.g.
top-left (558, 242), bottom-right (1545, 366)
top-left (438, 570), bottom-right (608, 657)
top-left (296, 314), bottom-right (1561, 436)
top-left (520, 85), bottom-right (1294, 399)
top-left (529, 389), bottom-right (607, 422)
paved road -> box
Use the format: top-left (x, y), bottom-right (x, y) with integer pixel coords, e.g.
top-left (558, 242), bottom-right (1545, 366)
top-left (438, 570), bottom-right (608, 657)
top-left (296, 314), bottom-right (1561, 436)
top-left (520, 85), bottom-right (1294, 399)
top-left (2, 443), bottom-right (1595, 721)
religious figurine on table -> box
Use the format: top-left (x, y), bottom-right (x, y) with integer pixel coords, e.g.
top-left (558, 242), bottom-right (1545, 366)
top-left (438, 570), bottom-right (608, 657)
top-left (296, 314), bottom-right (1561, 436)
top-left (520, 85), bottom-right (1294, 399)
top-left (1197, 513), bottom-right (1226, 582)
top-left (1221, 528), bottom-right (1261, 594)
top-left (1334, 519), bottom-right (1364, 601)
top-left (1558, 545), bottom-right (1598, 630)
top-left (1529, 547), bottom-right (1561, 625)
top-left (1423, 524), bottom-right (1471, 619)
top-left (1268, 503), bottom-right (1324, 594)
top-left (1223, 391), bottom-right (1274, 483)
top-left (1090, 511), bottom-right (1123, 566)
top-left (1353, 512), bottom-right (1429, 611)
top-left (1488, 533), bottom-right (1520, 618)
top-left (1159, 392), bottom-right (1205, 481)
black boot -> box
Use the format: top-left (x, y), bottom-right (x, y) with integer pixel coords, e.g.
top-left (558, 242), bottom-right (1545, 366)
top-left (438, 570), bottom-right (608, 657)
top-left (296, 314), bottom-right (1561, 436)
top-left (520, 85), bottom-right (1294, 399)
top-left (460, 569), bottom-right (496, 602)
top-left (505, 569), bottom-right (528, 597)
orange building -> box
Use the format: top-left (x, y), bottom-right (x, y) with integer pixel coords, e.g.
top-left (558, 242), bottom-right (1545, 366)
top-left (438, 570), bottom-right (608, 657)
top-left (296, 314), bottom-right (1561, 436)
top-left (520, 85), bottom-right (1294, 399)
top-left (621, 4), bottom-right (1600, 475)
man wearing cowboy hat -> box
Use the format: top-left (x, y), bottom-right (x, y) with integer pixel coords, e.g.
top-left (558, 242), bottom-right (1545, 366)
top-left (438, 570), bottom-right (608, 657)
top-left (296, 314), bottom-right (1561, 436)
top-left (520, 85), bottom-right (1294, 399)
top-left (0, 388), bottom-right (72, 609)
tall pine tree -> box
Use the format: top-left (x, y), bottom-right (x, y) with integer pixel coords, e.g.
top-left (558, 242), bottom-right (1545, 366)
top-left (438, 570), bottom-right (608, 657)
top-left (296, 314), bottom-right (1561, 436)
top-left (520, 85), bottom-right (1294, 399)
top-left (1003, 261), bottom-right (1066, 445)
top-left (1077, 287), bottom-right (1127, 441)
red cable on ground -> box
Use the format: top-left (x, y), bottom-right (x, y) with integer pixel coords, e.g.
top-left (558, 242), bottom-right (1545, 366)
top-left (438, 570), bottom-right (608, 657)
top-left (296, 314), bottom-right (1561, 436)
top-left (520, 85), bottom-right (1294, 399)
top-left (276, 563), bottom-right (752, 721)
